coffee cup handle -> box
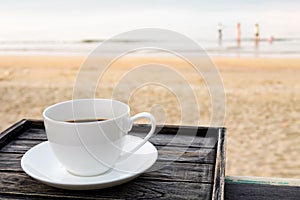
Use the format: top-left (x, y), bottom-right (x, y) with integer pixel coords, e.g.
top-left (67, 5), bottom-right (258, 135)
top-left (118, 112), bottom-right (156, 161)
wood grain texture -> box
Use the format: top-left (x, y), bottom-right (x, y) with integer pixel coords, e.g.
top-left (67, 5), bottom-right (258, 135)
top-left (157, 146), bottom-right (216, 164)
top-left (225, 182), bottom-right (300, 200)
top-left (226, 176), bottom-right (300, 187)
top-left (212, 129), bottom-right (226, 200)
top-left (0, 172), bottom-right (213, 200)
top-left (0, 139), bottom-right (43, 153)
top-left (16, 122), bottom-right (218, 148)
top-left (0, 119), bottom-right (27, 148)
top-left (0, 119), bottom-right (226, 200)
top-left (0, 139), bottom-right (216, 164)
top-left (0, 152), bottom-right (214, 183)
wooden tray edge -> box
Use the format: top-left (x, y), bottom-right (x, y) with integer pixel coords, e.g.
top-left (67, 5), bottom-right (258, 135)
top-left (0, 119), bottom-right (28, 148)
top-left (212, 128), bottom-right (226, 200)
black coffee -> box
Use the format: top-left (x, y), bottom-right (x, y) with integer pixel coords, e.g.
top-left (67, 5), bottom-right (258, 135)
top-left (65, 118), bottom-right (108, 123)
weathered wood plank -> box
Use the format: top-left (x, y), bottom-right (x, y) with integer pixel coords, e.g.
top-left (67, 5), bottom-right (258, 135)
top-left (225, 182), bottom-right (300, 200)
top-left (136, 131), bottom-right (217, 148)
top-left (0, 195), bottom-right (47, 200)
top-left (1, 120), bottom-right (220, 151)
top-left (0, 119), bottom-right (28, 148)
top-left (142, 162), bottom-right (214, 183)
top-left (212, 129), bottom-right (226, 200)
top-left (131, 123), bottom-right (221, 138)
top-left (0, 153), bottom-right (214, 183)
top-left (0, 172), bottom-right (213, 200)
top-left (0, 153), bottom-right (23, 171)
top-left (226, 176), bottom-right (300, 187)
top-left (158, 146), bottom-right (216, 164)
top-left (17, 128), bottom-right (47, 140)
top-left (17, 127), bottom-right (218, 148)
top-left (0, 139), bottom-right (42, 153)
top-left (0, 196), bottom-right (22, 200)
top-left (23, 119), bottom-right (221, 139)
top-left (0, 139), bottom-right (216, 164)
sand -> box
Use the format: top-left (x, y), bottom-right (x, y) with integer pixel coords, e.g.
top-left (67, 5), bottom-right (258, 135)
top-left (0, 55), bottom-right (300, 179)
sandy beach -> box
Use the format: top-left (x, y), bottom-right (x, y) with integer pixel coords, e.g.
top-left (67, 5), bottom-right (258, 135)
top-left (0, 55), bottom-right (299, 179)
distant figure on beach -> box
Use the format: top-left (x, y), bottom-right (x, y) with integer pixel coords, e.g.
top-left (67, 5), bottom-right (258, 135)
top-left (236, 22), bottom-right (241, 47)
top-left (254, 23), bottom-right (260, 40)
top-left (268, 35), bottom-right (274, 44)
top-left (254, 23), bottom-right (260, 47)
top-left (217, 23), bottom-right (224, 46)
top-left (218, 23), bottom-right (223, 40)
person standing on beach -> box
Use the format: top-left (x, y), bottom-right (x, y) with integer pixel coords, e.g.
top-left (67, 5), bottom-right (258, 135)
top-left (254, 23), bottom-right (260, 48)
top-left (236, 22), bottom-right (241, 47)
top-left (217, 23), bottom-right (224, 45)
top-left (218, 23), bottom-right (225, 39)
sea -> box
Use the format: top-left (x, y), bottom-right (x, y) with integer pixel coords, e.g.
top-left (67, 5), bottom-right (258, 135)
top-left (0, 0), bottom-right (299, 57)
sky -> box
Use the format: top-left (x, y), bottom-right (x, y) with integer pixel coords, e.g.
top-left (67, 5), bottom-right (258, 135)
top-left (0, 0), bottom-right (299, 41)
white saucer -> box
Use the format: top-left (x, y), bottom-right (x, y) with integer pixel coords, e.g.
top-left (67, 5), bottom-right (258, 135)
top-left (21, 135), bottom-right (158, 190)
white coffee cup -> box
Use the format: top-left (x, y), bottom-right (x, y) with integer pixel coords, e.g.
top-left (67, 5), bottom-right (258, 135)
top-left (43, 99), bottom-right (156, 176)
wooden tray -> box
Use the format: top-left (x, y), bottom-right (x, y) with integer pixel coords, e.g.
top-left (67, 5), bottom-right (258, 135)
top-left (0, 119), bottom-right (226, 200)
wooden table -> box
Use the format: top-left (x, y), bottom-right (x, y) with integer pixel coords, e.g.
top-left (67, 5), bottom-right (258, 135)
top-left (225, 176), bottom-right (300, 200)
top-left (0, 119), bottom-right (226, 200)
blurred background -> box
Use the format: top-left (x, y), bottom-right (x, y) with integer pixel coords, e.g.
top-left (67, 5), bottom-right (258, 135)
top-left (0, 0), bottom-right (299, 179)
top-left (0, 0), bottom-right (299, 56)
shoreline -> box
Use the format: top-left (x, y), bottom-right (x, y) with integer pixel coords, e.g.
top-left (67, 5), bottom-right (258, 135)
top-left (1, 52), bottom-right (300, 59)
top-left (1, 54), bottom-right (300, 66)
